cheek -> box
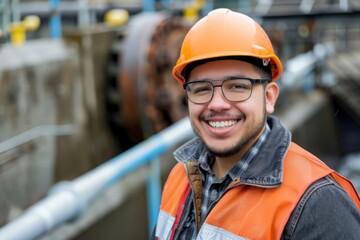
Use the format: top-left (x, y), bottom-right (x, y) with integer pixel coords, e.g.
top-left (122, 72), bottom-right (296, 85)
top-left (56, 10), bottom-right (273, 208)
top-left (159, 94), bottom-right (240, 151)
top-left (188, 103), bottom-right (202, 118)
top-left (253, 89), bottom-right (267, 110)
top-left (242, 93), bottom-right (264, 112)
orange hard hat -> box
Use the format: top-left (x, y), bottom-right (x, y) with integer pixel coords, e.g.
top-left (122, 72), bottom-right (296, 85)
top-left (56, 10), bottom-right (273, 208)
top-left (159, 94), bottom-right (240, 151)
top-left (172, 8), bottom-right (283, 83)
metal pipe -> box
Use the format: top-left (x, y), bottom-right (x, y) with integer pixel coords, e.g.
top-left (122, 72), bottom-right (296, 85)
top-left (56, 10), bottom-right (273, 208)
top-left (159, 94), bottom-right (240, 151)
top-left (146, 157), bottom-right (162, 233)
top-left (0, 124), bottom-right (75, 154)
top-left (0, 0), bottom-right (10, 37)
top-left (300, 0), bottom-right (315, 13)
top-left (143, 0), bottom-right (155, 12)
top-left (78, 0), bottom-right (90, 27)
top-left (281, 43), bottom-right (335, 91)
top-left (11, 0), bottom-right (20, 23)
top-left (0, 117), bottom-right (194, 240)
top-left (255, 0), bottom-right (273, 14)
top-left (340, 0), bottom-right (349, 11)
top-left (49, 0), bottom-right (61, 38)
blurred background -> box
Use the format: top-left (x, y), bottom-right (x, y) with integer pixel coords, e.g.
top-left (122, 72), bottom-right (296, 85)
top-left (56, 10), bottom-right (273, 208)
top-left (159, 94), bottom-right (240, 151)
top-left (0, 0), bottom-right (360, 239)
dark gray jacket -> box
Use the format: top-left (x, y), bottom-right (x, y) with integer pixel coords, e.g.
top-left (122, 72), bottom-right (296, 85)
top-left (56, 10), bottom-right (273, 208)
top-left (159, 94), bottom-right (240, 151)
top-left (153, 116), bottom-right (360, 239)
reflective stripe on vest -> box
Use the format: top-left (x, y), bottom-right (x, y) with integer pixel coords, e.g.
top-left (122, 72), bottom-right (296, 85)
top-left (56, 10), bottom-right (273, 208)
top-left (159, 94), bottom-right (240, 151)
top-left (156, 142), bottom-right (360, 240)
top-left (197, 223), bottom-right (249, 240)
top-left (156, 210), bottom-right (175, 240)
top-left (156, 163), bottom-right (190, 240)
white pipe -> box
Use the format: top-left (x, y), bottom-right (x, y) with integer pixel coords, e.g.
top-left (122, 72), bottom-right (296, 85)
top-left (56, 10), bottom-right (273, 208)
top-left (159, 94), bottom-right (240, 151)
top-left (340, 0), bottom-right (349, 11)
top-left (0, 124), bottom-right (75, 154)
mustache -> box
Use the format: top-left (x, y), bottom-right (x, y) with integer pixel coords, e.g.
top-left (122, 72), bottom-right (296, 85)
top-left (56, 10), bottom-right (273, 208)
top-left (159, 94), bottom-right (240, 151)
top-left (200, 112), bottom-right (245, 121)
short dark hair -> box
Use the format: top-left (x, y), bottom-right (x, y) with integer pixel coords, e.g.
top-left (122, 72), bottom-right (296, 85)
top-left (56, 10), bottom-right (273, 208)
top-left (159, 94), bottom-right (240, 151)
top-left (182, 56), bottom-right (272, 82)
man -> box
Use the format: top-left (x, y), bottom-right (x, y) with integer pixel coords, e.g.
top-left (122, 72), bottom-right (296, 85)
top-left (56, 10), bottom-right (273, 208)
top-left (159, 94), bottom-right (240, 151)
top-left (153, 8), bottom-right (360, 240)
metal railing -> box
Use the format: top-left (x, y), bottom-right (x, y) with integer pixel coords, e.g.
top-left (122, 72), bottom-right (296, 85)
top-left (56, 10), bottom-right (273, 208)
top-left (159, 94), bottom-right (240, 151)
top-left (0, 117), bottom-right (194, 240)
top-left (0, 124), bottom-right (75, 154)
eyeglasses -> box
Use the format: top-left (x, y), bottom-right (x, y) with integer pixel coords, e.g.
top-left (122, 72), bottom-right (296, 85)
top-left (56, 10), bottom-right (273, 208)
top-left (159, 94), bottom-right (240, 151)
top-left (183, 77), bottom-right (270, 104)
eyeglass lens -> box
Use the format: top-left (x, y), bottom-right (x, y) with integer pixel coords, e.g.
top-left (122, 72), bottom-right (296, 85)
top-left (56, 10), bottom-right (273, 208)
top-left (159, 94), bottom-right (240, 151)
top-left (185, 79), bottom-right (254, 104)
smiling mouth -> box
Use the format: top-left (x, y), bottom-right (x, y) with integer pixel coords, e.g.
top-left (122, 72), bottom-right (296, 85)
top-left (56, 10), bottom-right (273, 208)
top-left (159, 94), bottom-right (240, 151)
top-left (208, 120), bottom-right (238, 129)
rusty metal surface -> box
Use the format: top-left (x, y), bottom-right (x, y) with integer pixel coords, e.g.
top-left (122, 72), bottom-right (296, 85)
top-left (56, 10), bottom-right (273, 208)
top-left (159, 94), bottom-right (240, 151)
top-left (118, 12), bottom-right (189, 142)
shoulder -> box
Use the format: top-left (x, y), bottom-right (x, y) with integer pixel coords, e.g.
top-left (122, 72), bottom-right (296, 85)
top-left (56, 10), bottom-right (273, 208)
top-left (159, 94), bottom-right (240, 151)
top-left (165, 163), bottom-right (186, 185)
top-left (283, 176), bottom-right (360, 240)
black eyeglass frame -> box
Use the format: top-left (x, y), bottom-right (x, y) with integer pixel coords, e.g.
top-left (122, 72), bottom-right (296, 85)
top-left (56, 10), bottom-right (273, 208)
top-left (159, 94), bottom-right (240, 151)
top-left (183, 77), bottom-right (271, 104)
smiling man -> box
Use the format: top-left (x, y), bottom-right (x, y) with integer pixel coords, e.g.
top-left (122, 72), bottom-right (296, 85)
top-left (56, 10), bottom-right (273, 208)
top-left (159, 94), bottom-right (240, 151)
top-left (152, 8), bottom-right (360, 240)
top-left (185, 59), bottom-right (276, 179)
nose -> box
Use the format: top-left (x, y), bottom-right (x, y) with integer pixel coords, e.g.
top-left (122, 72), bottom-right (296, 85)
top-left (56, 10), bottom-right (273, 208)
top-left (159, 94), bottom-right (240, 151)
top-left (207, 87), bottom-right (231, 111)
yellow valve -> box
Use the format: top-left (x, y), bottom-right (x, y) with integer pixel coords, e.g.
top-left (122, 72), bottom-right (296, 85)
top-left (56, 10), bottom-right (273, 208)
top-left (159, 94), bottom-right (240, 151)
top-left (183, 8), bottom-right (199, 22)
top-left (9, 22), bottom-right (26, 46)
top-left (104, 9), bottom-right (129, 27)
top-left (23, 15), bottom-right (41, 31)
top-left (183, 0), bottom-right (205, 22)
top-left (9, 15), bottom-right (41, 46)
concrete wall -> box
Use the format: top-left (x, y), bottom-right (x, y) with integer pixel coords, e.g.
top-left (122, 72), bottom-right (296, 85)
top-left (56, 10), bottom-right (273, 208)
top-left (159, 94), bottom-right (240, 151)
top-left (0, 28), bottom-right (119, 228)
top-left (0, 39), bottom-right (77, 226)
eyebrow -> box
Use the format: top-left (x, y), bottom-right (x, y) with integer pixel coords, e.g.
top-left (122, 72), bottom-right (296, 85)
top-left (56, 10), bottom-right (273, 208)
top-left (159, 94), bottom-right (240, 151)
top-left (188, 75), bottom-right (250, 83)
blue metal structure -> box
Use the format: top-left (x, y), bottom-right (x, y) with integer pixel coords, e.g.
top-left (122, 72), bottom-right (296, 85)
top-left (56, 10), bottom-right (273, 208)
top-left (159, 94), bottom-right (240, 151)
top-left (147, 157), bottom-right (162, 232)
top-left (50, 0), bottom-right (62, 38)
top-left (143, 0), bottom-right (156, 12)
top-left (0, 117), bottom-right (194, 240)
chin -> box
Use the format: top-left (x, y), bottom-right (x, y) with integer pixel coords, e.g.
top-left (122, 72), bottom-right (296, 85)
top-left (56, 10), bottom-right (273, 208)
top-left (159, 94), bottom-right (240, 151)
top-left (206, 143), bottom-right (242, 158)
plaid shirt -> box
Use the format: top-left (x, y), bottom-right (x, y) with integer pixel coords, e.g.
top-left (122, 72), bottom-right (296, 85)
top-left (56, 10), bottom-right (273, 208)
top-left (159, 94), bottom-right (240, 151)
top-left (176, 124), bottom-right (271, 239)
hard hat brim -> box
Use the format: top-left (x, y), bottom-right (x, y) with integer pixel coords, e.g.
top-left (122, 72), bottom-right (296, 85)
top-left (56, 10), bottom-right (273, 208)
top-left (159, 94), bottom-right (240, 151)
top-left (172, 52), bottom-right (283, 84)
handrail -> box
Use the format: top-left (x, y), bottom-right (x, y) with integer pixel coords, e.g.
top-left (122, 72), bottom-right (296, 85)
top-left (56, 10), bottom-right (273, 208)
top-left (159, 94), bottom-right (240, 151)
top-left (0, 124), bottom-right (75, 154)
top-left (0, 117), bottom-right (194, 240)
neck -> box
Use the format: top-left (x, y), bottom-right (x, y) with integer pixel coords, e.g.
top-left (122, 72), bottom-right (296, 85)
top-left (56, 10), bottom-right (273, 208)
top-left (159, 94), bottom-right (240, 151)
top-left (212, 149), bottom-right (245, 179)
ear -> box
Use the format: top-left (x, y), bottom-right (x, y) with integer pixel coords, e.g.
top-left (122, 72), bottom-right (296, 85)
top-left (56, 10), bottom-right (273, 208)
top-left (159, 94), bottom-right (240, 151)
top-left (265, 82), bottom-right (279, 114)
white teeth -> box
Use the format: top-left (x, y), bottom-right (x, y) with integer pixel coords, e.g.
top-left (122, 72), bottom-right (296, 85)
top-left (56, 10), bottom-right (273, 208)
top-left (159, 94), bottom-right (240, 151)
top-left (208, 120), bottom-right (237, 128)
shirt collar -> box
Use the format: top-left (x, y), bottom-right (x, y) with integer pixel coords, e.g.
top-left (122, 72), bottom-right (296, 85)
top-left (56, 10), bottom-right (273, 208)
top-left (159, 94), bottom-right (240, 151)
top-left (174, 123), bottom-right (271, 181)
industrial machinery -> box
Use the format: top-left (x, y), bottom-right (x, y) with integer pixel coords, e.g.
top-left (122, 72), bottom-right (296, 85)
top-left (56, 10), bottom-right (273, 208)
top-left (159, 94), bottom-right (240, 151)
top-left (1, 0), bottom-right (360, 239)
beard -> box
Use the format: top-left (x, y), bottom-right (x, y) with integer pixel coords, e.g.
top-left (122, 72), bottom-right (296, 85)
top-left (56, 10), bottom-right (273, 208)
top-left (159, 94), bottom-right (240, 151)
top-left (197, 103), bottom-right (267, 158)
top-left (206, 113), bottom-right (266, 157)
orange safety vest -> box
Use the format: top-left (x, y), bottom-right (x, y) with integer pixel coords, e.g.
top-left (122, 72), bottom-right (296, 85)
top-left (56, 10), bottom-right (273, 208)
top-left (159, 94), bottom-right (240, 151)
top-left (156, 143), bottom-right (360, 240)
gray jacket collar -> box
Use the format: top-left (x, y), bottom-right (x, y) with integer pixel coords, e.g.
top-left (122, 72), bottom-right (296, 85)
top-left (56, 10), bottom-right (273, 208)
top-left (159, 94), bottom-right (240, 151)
top-left (173, 115), bottom-right (292, 188)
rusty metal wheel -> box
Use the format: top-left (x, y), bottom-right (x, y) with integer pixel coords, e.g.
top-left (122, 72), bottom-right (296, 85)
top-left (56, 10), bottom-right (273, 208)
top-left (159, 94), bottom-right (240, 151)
top-left (117, 12), bottom-right (189, 143)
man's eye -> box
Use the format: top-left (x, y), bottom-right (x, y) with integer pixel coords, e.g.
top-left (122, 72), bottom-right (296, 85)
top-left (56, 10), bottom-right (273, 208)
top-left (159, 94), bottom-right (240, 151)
top-left (228, 83), bottom-right (249, 90)
top-left (189, 83), bottom-right (212, 94)
top-left (233, 84), bottom-right (246, 89)
top-left (193, 86), bottom-right (211, 94)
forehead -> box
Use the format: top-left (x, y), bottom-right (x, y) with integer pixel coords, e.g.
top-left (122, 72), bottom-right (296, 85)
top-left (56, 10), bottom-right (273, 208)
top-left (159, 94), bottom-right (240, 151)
top-left (188, 59), bottom-right (261, 82)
